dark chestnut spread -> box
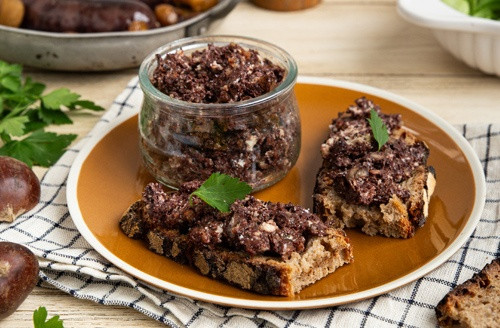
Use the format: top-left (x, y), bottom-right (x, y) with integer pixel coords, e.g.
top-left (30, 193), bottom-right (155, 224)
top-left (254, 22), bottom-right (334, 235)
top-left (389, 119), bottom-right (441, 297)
top-left (141, 42), bottom-right (299, 189)
top-left (141, 182), bottom-right (327, 259)
top-left (320, 97), bottom-right (429, 206)
top-left (151, 43), bottom-right (285, 103)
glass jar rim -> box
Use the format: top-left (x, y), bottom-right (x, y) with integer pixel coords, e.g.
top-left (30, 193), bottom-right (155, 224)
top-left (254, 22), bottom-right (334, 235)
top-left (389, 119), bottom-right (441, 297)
top-left (138, 35), bottom-right (298, 116)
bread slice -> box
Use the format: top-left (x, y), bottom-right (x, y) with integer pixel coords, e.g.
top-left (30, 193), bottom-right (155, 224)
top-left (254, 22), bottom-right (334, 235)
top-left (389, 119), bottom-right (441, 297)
top-left (314, 165), bottom-right (436, 238)
top-left (313, 97), bottom-right (436, 238)
top-left (435, 258), bottom-right (500, 328)
top-left (120, 182), bottom-right (353, 296)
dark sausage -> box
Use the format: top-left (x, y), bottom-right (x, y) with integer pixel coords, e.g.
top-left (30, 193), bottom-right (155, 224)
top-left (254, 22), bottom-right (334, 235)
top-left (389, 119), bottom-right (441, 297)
top-left (134, 0), bottom-right (166, 8)
top-left (21, 0), bottom-right (159, 33)
top-left (136, 0), bottom-right (219, 12)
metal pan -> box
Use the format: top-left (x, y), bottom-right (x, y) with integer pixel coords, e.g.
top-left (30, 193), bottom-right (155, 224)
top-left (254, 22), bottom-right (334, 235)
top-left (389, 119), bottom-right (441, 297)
top-left (0, 0), bottom-right (239, 71)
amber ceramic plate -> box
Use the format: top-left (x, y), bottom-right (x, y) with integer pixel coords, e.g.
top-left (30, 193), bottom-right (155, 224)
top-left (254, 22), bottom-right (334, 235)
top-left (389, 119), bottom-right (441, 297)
top-left (67, 77), bottom-right (486, 310)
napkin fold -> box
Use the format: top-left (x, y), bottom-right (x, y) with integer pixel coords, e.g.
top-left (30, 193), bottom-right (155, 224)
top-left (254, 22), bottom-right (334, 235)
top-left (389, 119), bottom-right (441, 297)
top-left (1, 77), bottom-right (498, 328)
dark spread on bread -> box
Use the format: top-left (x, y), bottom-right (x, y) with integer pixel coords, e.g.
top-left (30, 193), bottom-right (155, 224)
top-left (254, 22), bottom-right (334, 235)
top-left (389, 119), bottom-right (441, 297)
top-left (121, 181), bottom-right (354, 296)
top-left (320, 97), bottom-right (430, 206)
top-left (141, 181), bottom-right (327, 259)
top-left (151, 43), bottom-right (285, 103)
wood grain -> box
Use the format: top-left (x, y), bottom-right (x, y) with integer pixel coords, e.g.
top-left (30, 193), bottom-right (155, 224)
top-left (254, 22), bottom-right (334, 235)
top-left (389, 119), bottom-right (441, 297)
top-left (2, 0), bottom-right (500, 326)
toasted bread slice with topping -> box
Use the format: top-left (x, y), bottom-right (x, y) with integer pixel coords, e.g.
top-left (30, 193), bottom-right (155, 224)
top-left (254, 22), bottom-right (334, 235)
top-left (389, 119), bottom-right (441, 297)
top-left (120, 182), bottom-right (353, 296)
top-left (313, 97), bottom-right (436, 238)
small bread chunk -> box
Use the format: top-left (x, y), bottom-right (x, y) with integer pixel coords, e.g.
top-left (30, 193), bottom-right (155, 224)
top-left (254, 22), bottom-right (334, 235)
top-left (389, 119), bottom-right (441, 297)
top-left (435, 258), bottom-right (500, 328)
top-left (120, 182), bottom-right (353, 296)
top-left (313, 97), bottom-right (436, 238)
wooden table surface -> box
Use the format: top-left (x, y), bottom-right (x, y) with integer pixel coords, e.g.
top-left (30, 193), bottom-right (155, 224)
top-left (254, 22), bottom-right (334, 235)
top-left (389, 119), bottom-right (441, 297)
top-left (3, 0), bottom-right (500, 327)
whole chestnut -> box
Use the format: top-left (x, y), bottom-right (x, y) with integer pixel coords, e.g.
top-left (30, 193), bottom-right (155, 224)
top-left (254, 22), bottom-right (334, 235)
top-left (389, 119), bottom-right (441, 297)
top-left (0, 241), bottom-right (39, 319)
top-left (0, 156), bottom-right (41, 223)
top-left (0, 0), bottom-right (25, 27)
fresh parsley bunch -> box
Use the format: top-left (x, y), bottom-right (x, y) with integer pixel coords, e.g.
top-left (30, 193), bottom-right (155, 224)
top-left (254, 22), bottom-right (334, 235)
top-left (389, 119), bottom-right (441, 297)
top-left (0, 60), bottom-right (104, 167)
top-left (443, 0), bottom-right (500, 20)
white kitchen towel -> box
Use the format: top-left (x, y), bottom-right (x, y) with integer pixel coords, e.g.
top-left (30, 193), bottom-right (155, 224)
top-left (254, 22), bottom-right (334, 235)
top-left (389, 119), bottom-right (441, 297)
top-left (1, 77), bottom-right (498, 328)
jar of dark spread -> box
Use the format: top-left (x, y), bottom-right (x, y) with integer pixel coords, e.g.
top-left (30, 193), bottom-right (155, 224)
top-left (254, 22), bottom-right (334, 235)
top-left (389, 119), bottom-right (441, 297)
top-left (138, 35), bottom-right (300, 191)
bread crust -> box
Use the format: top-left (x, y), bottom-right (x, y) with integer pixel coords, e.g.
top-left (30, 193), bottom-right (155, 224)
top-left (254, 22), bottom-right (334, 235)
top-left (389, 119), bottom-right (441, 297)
top-left (120, 200), bottom-right (354, 296)
top-left (435, 258), bottom-right (500, 328)
top-left (314, 164), bottom-right (436, 238)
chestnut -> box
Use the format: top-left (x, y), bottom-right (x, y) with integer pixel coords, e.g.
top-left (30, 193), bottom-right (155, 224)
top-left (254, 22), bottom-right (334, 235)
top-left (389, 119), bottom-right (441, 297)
top-left (0, 0), bottom-right (25, 28)
top-left (0, 156), bottom-right (41, 222)
top-left (0, 241), bottom-right (39, 319)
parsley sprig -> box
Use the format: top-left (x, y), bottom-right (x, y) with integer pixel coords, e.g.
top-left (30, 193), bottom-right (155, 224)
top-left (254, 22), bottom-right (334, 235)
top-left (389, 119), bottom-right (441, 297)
top-left (0, 60), bottom-right (104, 167)
top-left (33, 307), bottom-right (64, 328)
top-left (190, 173), bottom-right (252, 213)
top-left (367, 109), bottom-right (389, 151)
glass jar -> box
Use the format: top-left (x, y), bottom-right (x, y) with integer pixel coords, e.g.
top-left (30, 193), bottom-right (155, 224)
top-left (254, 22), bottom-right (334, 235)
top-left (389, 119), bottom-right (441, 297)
top-left (138, 35), bottom-right (300, 191)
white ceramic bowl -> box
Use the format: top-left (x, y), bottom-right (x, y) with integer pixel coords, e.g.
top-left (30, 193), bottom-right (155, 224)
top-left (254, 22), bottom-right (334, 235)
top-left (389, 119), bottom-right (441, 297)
top-left (398, 0), bottom-right (500, 77)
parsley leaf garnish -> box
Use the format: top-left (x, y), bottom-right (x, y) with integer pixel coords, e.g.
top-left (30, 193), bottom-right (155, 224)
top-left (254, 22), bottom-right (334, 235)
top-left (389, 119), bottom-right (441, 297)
top-left (367, 109), bottom-right (389, 151)
top-left (0, 60), bottom-right (104, 167)
top-left (190, 173), bottom-right (252, 213)
top-left (33, 307), bottom-right (64, 328)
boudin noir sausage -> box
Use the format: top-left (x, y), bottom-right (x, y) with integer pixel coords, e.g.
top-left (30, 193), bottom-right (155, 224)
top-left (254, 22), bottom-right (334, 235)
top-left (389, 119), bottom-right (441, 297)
top-left (134, 0), bottom-right (165, 8)
top-left (21, 0), bottom-right (159, 33)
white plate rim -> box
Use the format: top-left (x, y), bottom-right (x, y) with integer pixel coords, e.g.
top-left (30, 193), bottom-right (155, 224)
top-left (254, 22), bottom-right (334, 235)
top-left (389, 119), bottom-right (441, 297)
top-left (66, 76), bottom-right (486, 310)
